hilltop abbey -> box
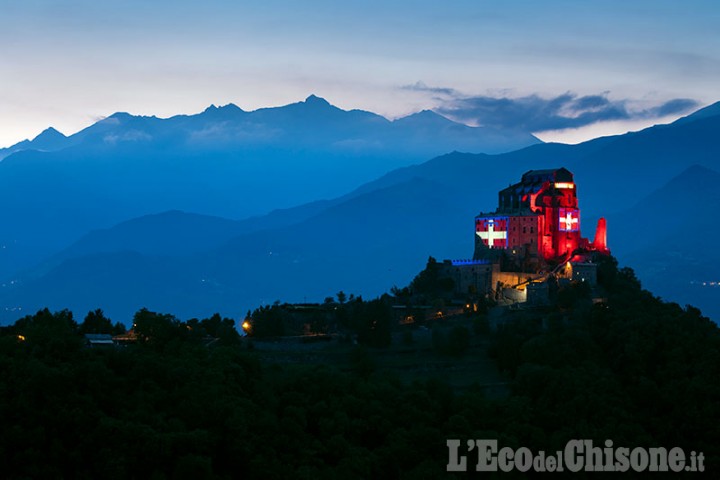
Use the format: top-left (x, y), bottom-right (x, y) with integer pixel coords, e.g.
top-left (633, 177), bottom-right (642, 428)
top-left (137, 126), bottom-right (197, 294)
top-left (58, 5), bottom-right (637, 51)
top-left (243, 167), bottom-right (611, 336)
top-left (443, 168), bottom-right (609, 304)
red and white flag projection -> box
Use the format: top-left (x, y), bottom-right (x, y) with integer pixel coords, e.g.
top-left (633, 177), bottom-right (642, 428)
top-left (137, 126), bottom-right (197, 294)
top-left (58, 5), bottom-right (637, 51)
top-left (559, 208), bottom-right (580, 232)
top-left (476, 217), bottom-right (508, 248)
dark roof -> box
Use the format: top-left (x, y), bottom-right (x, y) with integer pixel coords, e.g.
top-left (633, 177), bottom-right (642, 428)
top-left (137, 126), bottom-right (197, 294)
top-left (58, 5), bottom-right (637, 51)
top-left (475, 209), bottom-right (538, 219)
top-left (498, 168), bottom-right (573, 196)
top-left (521, 167), bottom-right (573, 183)
top-left (84, 333), bottom-right (114, 345)
top-left (84, 334), bottom-right (113, 341)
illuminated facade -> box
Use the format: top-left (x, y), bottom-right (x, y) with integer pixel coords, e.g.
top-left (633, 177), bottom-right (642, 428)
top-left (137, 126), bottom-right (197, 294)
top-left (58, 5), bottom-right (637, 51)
top-left (440, 167), bottom-right (609, 307)
top-left (441, 168), bottom-right (610, 305)
top-left (474, 168), bottom-right (601, 264)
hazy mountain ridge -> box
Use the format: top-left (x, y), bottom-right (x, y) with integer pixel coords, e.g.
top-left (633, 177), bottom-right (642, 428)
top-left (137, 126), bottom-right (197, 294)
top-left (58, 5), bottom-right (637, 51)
top-left (0, 127), bottom-right (68, 160)
top-left (1, 95), bottom-right (538, 156)
top-left (351, 107), bottom-right (720, 217)
top-left (1, 102), bottom-right (719, 323)
top-left (2, 177), bottom-right (473, 320)
top-left (0, 95), bottom-right (540, 279)
top-left (612, 164), bottom-right (720, 255)
top-left (610, 165), bottom-right (720, 320)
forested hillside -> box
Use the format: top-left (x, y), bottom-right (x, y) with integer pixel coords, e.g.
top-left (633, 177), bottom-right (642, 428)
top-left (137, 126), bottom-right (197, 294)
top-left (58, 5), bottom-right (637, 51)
top-left (0, 257), bottom-right (717, 477)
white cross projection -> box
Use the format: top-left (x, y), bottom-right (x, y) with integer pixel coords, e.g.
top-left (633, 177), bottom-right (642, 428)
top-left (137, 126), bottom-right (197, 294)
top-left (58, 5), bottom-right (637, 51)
top-left (477, 221), bottom-right (507, 247)
top-left (560, 211), bottom-right (579, 231)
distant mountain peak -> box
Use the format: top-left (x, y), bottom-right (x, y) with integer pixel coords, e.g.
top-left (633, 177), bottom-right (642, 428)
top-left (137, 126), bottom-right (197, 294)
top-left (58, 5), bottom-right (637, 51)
top-left (221, 103), bottom-right (243, 111)
top-left (23, 126), bottom-right (69, 151)
top-left (669, 164), bottom-right (720, 188)
top-left (107, 112), bottom-right (132, 121)
top-left (682, 164), bottom-right (718, 176)
top-left (304, 94), bottom-right (331, 106)
top-left (202, 103), bottom-right (245, 116)
top-left (394, 109), bottom-right (456, 126)
top-left (33, 126), bottom-right (66, 142)
top-left (417, 109), bottom-right (449, 120)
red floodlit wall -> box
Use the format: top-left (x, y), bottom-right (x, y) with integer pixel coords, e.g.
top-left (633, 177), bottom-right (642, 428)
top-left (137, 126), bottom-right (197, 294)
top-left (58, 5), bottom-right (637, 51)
top-left (475, 170), bottom-right (604, 262)
top-left (593, 217), bottom-right (609, 253)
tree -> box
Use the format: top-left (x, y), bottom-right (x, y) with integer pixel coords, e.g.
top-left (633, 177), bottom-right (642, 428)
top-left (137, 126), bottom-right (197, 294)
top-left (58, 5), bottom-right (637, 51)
top-left (79, 309), bottom-right (114, 335)
top-left (12, 308), bottom-right (82, 360)
top-left (190, 313), bottom-right (242, 345)
top-left (132, 308), bottom-right (186, 348)
top-left (250, 305), bottom-right (288, 338)
top-left (336, 291), bottom-right (347, 304)
top-left (409, 256), bottom-right (455, 301)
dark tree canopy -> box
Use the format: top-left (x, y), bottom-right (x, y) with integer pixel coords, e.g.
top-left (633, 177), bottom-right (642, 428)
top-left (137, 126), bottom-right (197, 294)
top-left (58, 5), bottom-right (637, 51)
top-left (0, 256), bottom-right (718, 476)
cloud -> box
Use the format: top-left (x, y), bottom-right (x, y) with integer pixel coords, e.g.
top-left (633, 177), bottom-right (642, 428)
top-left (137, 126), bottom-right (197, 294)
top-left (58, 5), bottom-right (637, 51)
top-left (405, 84), bottom-right (699, 132)
top-left (401, 81), bottom-right (459, 97)
top-left (188, 122), bottom-right (281, 143)
top-left (98, 116), bottom-right (121, 126)
top-left (103, 130), bottom-right (152, 145)
top-left (645, 98), bottom-right (699, 118)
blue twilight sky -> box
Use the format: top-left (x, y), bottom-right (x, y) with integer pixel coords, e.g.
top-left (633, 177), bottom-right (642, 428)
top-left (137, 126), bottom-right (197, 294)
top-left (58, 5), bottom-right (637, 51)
top-left (1, 0), bottom-right (719, 146)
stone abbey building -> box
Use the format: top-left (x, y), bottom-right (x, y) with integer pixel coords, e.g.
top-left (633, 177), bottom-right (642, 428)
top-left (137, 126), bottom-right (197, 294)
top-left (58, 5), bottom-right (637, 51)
top-left (442, 168), bottom-right (609, 302)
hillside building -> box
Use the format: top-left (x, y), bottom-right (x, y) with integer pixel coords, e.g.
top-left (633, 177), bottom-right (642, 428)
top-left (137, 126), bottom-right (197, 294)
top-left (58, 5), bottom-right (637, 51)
top-left (446, 167), bottom-right (609, 303)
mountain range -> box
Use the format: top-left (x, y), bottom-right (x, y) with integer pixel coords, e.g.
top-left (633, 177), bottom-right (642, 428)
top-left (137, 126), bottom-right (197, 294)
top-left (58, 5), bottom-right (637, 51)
top-left (1, 100), bottom-right (719, 323)
top-left (0, 95), bottom-right (539, 279)
top-left (612, 164), bottom-right (720, 319)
